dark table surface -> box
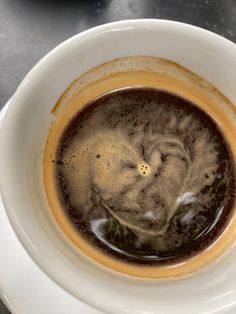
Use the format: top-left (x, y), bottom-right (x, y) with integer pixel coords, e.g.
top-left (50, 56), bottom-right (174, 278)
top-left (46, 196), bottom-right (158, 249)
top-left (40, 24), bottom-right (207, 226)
top-left (0, 0), bottom-right (236, 313)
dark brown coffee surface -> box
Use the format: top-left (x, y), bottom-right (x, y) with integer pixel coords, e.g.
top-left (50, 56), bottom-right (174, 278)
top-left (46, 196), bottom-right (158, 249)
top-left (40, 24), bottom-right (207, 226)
top-left (53, 87), bottom-right (235, 265)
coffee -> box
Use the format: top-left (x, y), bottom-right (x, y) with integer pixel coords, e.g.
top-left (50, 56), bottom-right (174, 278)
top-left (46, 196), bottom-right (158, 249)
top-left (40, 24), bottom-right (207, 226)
top-left (52, 87), bottom-right (235, 266)
top-left (44, 57), bottom-right (236, 277)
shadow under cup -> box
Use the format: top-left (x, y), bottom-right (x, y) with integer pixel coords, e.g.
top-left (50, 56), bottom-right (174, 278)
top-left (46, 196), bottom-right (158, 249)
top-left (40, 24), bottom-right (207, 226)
top-left (1, 20), bottom-right (236, 314)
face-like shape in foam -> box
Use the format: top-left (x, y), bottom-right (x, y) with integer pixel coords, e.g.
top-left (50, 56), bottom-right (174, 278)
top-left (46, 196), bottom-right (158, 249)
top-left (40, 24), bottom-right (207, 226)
top-left (59, 89), bottom-right (220, 237)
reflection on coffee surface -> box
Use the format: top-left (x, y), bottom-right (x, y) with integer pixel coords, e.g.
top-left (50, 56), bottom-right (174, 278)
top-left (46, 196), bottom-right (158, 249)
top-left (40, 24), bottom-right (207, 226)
top-left (53, 88), bottom-right (235, 265)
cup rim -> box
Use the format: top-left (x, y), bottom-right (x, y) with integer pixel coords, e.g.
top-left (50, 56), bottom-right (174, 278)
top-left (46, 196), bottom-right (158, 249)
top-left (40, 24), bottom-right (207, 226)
top-left (1, 19), bottom-right (236, 313)
top-left (5, 18), bottom-right (236, 110)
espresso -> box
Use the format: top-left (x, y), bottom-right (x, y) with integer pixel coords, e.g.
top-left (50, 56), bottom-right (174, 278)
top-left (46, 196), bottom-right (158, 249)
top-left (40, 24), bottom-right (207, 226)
top-left (52, 87), bottom-right (235, 266)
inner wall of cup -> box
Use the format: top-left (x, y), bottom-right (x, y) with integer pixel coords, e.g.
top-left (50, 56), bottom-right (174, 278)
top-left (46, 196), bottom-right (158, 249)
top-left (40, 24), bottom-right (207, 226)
top-left (30, 53), bottom-right (236, 276)
top-left (3, 21), bottom-right (236, 312)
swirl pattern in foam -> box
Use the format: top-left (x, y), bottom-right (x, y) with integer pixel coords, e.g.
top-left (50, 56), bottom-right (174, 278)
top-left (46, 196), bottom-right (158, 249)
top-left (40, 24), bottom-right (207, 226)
top-left (54, 88), bottom-right (235, 265)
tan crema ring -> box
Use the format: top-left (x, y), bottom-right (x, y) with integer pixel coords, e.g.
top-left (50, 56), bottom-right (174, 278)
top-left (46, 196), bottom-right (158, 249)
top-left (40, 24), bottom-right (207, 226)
top-left (44, 57), bottom-right (236, 279)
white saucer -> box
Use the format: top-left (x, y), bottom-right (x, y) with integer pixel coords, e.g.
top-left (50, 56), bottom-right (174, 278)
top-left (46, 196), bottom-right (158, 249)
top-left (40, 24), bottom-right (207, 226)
top-left (0, 102), bottom-right (102, 314)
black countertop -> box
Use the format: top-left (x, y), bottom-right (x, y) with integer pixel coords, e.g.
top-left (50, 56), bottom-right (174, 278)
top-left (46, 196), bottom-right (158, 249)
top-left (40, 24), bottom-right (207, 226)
top-left (0, 0), bottom-right (236, 313)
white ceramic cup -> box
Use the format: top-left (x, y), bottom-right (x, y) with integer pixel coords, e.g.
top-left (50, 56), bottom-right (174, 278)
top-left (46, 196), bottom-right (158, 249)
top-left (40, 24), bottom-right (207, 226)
top-left (1, 20), bottom-right (236, 314)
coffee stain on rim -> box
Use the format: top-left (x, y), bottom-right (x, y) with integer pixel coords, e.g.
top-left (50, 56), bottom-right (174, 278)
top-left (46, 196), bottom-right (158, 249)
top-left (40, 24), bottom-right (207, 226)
top-left (51, 56), bottom-right (236, 118)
